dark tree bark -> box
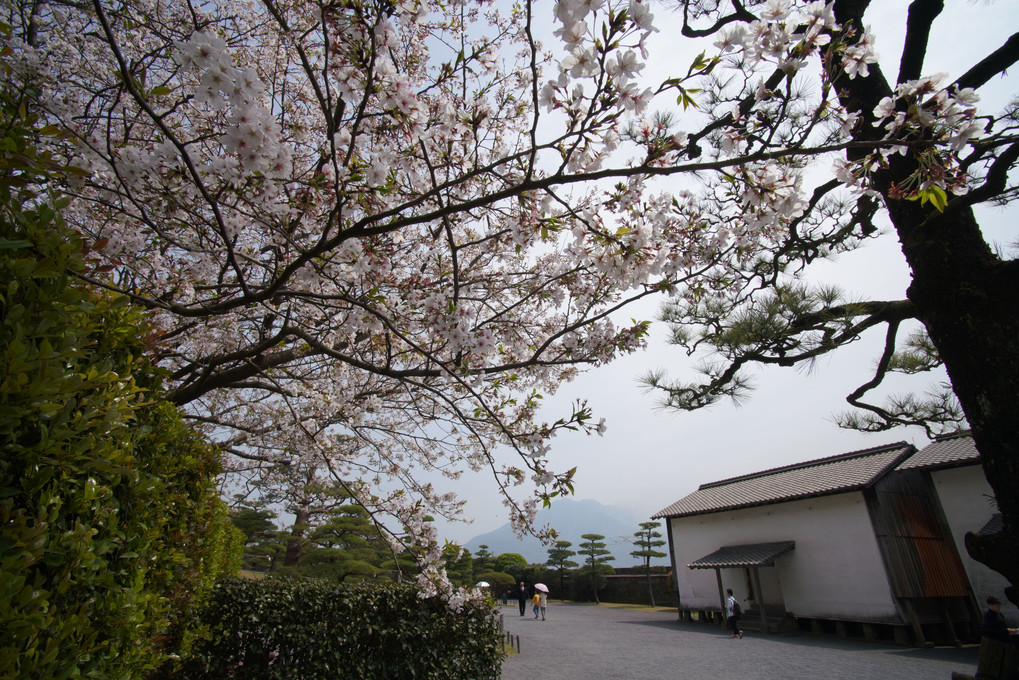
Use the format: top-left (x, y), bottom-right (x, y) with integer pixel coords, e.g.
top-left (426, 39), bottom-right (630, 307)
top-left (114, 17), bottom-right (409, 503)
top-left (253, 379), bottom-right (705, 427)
top-left (284, 506), bottom-right (312, 568)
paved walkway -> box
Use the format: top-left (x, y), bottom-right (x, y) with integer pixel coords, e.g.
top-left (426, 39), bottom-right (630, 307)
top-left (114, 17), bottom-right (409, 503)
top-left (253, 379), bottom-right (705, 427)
top-left (498, 602), bottom-right (978, 680)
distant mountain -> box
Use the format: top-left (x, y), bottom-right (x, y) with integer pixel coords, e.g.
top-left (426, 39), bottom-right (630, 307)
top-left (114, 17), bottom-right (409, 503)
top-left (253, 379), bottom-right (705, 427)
top-left (463, 498), bottom-right (663, 566)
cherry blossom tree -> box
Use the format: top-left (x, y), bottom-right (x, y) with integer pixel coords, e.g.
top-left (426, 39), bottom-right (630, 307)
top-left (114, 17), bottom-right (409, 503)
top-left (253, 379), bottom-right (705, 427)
top-left (0, 0), bottom-right (678, 601)
top-left (3, 0), bottom-right (1016, 602)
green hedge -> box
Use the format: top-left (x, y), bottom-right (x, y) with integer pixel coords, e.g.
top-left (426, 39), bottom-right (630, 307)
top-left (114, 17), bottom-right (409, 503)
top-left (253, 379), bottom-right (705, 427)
top-left (0, 125), bottom-right (242, 678)
top-left (177, 578), bottom-right (503, 680)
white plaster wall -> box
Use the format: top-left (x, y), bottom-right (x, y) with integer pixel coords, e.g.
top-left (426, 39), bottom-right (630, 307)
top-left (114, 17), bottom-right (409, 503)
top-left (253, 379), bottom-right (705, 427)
top-left (931, 465), bottom-right (1018, 626)
top-left (669, 492), bottom-right (901, 622)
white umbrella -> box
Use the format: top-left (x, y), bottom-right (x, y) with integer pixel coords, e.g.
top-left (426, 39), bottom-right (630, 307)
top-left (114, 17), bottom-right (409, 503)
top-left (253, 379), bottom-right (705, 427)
top-left (534, 583), bottom-right (549, 593)
top-left (475, 581), bottom-right (490, 587)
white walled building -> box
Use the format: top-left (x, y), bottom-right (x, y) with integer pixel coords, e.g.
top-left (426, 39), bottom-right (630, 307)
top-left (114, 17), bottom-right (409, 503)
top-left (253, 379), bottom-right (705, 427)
top-left (654, 436), bottom-right (1004, 645)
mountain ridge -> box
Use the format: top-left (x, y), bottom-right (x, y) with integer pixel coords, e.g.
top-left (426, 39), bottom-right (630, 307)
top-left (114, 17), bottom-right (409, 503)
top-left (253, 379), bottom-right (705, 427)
top-left (462, 498), bottom-right (664, 566)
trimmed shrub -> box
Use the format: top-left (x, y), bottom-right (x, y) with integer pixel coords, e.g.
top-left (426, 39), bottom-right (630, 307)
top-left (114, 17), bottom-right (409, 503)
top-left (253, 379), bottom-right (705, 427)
top-left (0, 116), bottom-right (242, 678)
top-left (177, 577), bottom-right (503, 680)
top-left (474, 570), bottom-right (516, 595)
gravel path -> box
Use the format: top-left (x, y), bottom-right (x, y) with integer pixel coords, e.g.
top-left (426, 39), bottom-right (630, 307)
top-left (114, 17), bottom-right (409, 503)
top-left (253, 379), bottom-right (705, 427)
top-left (497, 602), bottom-right (978, 680)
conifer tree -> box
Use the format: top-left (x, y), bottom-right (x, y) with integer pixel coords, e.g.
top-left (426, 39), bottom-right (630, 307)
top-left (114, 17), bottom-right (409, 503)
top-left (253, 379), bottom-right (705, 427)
top-left (546, 540), bottom-right (579, 596)
top-left (631, 521), bottom-right (668, 607)
top-left (579, 534), bottom-right (615, 604)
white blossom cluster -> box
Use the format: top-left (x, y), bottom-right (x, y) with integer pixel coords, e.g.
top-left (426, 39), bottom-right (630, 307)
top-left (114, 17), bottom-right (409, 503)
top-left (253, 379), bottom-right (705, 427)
top-left (832, 75), bottom-right (982, 200)
top-left (540, 0), bottom-right (658, 160)
top-left (176, 31), bottom-right (292, 182)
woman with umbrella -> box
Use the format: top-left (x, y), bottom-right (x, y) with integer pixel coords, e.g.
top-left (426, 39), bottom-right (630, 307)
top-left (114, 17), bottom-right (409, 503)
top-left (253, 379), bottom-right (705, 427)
top-left (534, 583), bottom-right (549, 621)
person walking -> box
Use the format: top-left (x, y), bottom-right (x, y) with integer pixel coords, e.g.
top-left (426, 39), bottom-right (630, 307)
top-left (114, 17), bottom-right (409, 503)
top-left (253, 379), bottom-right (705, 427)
top-left (726, 588), bottom-right (744, 639)
top-left (983, 595), bottom-right (1017, 645)
top-left (538, 589), bottom-right (548, 621)
top-left (517, 582), bottom-right (528, 617)
top-left (532, 591), bottom-right (541, 619)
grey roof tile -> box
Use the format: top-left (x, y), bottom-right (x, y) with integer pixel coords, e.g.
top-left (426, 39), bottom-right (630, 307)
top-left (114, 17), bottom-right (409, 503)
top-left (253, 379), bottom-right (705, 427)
top-left (896, 432), bottom-right (979, 471)
top-left (978, 513), bottom-right (1002, 536)
top-left (688, 541), bottom-right (796, 569)
top-left (653, 442), bottom-right (914, 519)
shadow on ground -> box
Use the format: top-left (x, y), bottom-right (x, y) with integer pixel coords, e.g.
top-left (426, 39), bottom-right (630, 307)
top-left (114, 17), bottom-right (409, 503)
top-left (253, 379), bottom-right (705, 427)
top-left (616, 615), bottom-right (979, 664)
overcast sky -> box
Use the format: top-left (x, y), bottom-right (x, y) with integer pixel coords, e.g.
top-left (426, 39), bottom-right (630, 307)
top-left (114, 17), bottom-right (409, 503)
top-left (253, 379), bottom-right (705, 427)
top-left (434, 0), bottom-right (1018, 546)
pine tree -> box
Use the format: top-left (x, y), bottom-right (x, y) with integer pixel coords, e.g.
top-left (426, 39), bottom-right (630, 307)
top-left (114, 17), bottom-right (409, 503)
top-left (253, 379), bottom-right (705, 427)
top-left (578, 534), bottom-right (615, 604)
top-left (630, 521), bottom-right (668, 607)
top-left (546, 541), bottom-right (579, 596)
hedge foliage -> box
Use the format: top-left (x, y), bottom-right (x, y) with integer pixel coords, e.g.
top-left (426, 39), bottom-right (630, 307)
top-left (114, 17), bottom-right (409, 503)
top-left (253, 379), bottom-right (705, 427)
top-left (177, 577), bottom-right (504, 680)
top-left (0, 101), bottom-right (242, 678)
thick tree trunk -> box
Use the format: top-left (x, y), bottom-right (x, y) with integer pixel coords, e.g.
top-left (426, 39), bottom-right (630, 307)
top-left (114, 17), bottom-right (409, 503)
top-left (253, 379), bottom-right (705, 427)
top-left (893, 200), bottom-right (1019, 606)
top-left (284, 507), bottom-right (311, 568)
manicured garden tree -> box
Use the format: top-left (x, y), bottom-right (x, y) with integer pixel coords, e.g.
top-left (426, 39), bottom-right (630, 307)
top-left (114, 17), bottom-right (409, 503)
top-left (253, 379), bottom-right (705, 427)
top-left (495, 554), bottom-right (529, 587)
top-left (0, 89), bottom-right (241, 679)
top-left (243, 457), bottom-right (382, 569)
top-left (289, 502), bottom-right (400, 581)
top-left (231, 506), bottom-right (286, 573)
top-left (4, 0), bottom-right (1017, 602)
top-left (519, 563), bottom-right (556, 591)
top-left (243, 464), bottom-right (414, 577)
top-left (579, 533), bottom-right (615, 604)
top-left (473, 544), bottom-right (495, 579)
top-left (474, 570), bottom-right (517, 599)
top-left (630, 521), bottom-right (668, 607)
top-left (546, 540), bottom-right (579, 597)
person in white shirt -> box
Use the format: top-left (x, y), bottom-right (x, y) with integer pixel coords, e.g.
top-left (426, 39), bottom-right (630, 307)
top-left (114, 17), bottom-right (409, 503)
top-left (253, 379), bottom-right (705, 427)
top-left (726, 588), bottom-right (744, 639)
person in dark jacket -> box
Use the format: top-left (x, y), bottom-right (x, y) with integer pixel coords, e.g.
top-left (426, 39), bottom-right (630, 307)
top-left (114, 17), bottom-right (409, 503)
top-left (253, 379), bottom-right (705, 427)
top-left (516, 581), bottom-right (528, 617)
top-left (983, 595), bottom-right (1017, 645)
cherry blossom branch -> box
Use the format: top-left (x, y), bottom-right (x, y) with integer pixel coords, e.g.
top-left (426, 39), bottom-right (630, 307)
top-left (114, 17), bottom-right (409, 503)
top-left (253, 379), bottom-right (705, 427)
top-left (89, 0), bottom-right (251, 296)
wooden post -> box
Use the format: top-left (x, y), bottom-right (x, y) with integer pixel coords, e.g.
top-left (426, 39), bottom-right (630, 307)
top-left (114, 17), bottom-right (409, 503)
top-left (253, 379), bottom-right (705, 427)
top-left (938, 597), bottom-right (962, 645)
top-left (666, 520), bottom-right (682, 613)
top-left (903, 599), bottom-right (927, 645)
top-left (751, 566), bottom-right (769, 634)
top-left (715, 568), bottom-right (726, 628)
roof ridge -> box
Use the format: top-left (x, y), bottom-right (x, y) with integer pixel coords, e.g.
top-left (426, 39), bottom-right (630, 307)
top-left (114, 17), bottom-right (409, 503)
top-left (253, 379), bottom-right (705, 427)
top-left (933, 429), bottom-right (972, 442)
top-left (698, 440), bottom-right (912, 490)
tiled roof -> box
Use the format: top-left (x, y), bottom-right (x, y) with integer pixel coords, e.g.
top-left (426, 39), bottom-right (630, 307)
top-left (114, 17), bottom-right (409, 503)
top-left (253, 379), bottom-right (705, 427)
top-left (896, 432), bottom-right (979, 471)
top-left (688, 541), bottom-right (795, 569)
top-left (978, 513), bottom-right (1002, 536)
top-left (653, 442), bottom-right (914, 519)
